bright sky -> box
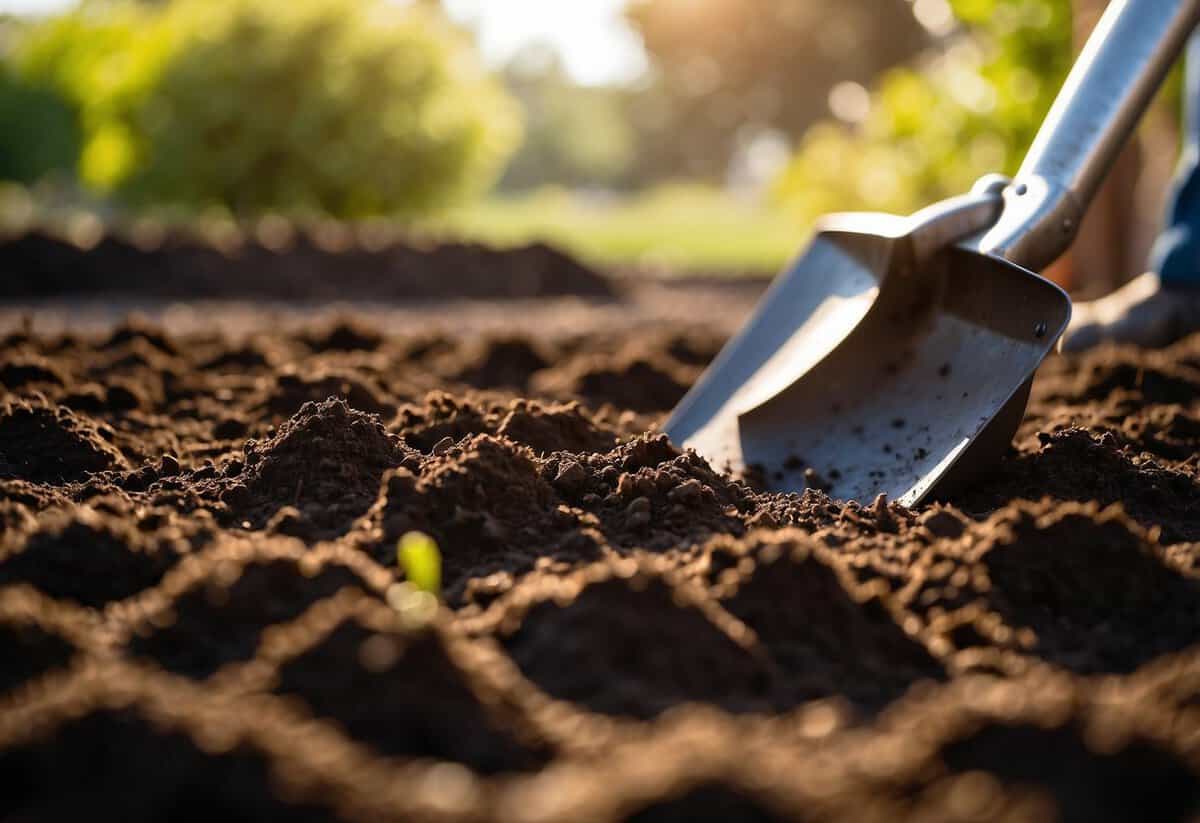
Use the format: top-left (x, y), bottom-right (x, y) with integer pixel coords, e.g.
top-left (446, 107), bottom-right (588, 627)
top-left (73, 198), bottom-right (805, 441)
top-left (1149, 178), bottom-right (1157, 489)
top-left (0, 0), bottom-right (647, 86)
top-left (442, 0), bottom-right (646, 86)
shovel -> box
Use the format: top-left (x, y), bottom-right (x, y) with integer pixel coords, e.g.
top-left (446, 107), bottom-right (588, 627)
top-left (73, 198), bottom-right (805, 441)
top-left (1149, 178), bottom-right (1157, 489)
top-left (664, 0), bottom-right (1200, 506)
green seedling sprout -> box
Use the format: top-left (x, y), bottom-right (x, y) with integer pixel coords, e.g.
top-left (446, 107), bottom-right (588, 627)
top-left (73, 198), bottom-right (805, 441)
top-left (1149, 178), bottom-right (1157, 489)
top-left (397, 530), bottom-right (442, 598)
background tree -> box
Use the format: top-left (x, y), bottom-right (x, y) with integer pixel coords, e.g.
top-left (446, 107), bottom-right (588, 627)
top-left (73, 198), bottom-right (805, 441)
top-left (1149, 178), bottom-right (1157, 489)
top-left (497, 48), bottom-right (638, 192)
top-left (774, 0), bottom-right (1074, 222)
top-left (12, 0), bottom-right (522, 218)
top-left (0, 60), bottom-right (79, 185)
top-left (625, 0), bottom-right (929, 182)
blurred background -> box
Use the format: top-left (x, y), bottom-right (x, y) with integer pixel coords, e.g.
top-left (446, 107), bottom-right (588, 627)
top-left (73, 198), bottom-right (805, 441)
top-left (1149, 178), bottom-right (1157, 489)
top-left (0, 0), bottom-right (1183, 292)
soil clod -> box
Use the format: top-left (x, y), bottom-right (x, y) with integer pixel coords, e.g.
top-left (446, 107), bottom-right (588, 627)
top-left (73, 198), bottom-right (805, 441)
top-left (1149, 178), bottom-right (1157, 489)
top-left (5, 295), bottom-right (1200, 821)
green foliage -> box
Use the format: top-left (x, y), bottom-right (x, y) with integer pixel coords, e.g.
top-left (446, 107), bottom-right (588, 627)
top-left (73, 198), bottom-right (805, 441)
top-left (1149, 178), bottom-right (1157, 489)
top-left (16, 4), bottom-right (174, 191)
top-left (14, 0), bottom-right (521, 217)
top-left (0, 62), bottom-right (79, 184)
top-left (397, 531), bottom-right (442, 597)
top-left (775, 0), bottom-right (1073, 221)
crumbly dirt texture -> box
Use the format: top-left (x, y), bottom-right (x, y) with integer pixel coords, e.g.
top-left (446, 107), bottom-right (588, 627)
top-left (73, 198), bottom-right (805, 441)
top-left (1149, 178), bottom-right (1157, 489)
top-left (5, 263), bottom-right (1200, 822)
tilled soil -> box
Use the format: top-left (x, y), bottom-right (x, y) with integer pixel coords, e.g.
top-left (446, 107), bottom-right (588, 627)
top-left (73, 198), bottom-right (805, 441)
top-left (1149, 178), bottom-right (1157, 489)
top-left (5, 282), bottom-right (1200, 821)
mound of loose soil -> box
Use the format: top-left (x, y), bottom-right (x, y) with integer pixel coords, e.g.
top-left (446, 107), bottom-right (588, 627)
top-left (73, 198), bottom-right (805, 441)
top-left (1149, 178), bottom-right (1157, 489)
top-left (0, 228), bottom-right (615, 300)
top-left (208, 398), bottom-right (421, 537)
top-left (5, 289), bottom-right (1200, 822)
top-left (0, 398), bottom-right (126, 482)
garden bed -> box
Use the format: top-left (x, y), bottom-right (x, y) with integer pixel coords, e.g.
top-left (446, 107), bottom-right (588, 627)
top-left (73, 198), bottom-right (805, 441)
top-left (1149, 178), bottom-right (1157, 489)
top-left (2, 254), bottom-right (1200, 821)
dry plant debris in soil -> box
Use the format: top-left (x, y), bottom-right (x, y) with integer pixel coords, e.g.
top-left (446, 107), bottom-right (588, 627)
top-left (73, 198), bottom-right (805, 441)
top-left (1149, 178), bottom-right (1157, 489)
top-left (4, 310), bottom-right (1200, 822)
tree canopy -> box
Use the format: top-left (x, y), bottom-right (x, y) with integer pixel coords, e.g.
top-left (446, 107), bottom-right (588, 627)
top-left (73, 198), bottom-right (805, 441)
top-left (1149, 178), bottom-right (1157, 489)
top-left (9, 0), bottom-right (522, 217)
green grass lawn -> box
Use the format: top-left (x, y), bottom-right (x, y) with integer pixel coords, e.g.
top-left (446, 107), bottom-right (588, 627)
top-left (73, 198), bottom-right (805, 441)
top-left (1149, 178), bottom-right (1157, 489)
top-left (430, 185), bottom-right (808, 275)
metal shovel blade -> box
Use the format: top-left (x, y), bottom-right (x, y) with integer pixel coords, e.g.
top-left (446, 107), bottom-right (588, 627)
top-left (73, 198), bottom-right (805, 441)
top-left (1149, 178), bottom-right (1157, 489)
top-left (663, 213), bottom-right (1070, 507)
top-left (663, 0), bottom-right (1199, 507)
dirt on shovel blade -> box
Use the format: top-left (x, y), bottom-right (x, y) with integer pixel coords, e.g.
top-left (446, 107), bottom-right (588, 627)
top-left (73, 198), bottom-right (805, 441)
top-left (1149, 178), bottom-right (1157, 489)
top-left (4, 245), bottom-right (1200, 822)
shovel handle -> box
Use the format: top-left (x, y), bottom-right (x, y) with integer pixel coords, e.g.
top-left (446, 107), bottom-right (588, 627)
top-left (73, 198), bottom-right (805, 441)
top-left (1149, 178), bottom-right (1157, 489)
top-left (976, 0), bottom-right (1200, 272)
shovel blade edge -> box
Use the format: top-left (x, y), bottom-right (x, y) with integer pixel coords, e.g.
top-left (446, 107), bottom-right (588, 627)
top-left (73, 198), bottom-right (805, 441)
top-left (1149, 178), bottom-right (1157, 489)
top-left (673, 244), bottom-right (1070, 506)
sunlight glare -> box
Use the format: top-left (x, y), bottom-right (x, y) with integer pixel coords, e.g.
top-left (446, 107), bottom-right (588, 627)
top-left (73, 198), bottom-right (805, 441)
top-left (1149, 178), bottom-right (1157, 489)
top-left (441, 0), bottom-right (647, 86)
top-left (0, 0), bottom-right (649, 87)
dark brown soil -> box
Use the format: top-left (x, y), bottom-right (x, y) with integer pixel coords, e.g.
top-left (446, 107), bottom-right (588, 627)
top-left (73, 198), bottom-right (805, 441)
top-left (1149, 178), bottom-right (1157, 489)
top-left (0, 228), bottom-right (614, 301)
top-left (4, 266), bottom-right (1200, 821)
